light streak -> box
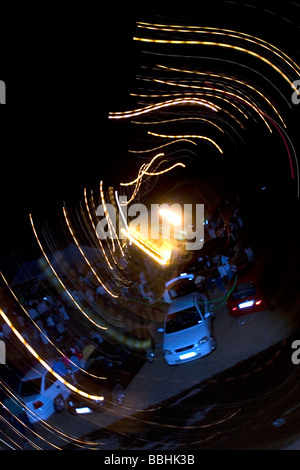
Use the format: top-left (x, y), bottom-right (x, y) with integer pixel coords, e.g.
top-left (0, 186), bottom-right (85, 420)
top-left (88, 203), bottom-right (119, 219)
top-left (131, 116), bottom-right (225, 133)
top-left (147, 131), bottom-right (223, 153)
top-left (0, 381), bottom-right (97, 448)
top-left (120, 153), bottom-right (185, 186)
top-left (109, 97), bottom-right (218, 120)
top-left (29, 213), bottom-right (109, 328)
top-left (135, 22), bottom-right (300, 90)
top-left (128, 139), bottom-right (197, 153)
top-left (153, 79), bottom-right (271, 131)
top-left (63, 205), bottom-right (119, 298)
top-left (154, 64), bottom-right (286, 127)
top-left (133, 36), bottom-right (298, 93)
top-left (83, 187), bottom-right (114, 270)
top-left (121, 228), bottom-right (172, 266)
top-left (0, 308), bottom-right (105, 402)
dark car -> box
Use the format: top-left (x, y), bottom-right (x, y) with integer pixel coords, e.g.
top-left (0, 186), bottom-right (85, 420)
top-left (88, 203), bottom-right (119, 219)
top-left (227, 268), bottom-right (271, 317)
top-left (68, 331), bottom-right (153, 415)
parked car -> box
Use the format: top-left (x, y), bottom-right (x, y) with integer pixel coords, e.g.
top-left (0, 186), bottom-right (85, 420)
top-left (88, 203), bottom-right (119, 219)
top-left (14, 363), bottom-right (74, 423)
top-left (68, 336), bottom-right (149, 415)
top-left (162, 292), bottom-right (216, 365)
top-left (120, 327), bottom-right (155, 364)
top-left (227, 270), bottom-right (270, 317)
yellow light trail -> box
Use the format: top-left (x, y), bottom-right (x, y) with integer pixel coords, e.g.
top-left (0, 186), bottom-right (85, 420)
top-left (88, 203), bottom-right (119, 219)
top-left (63, 205), bottom-right (118, 298)
top-left (155, 64), bottom-right (286, 127)
top-left (0, 307), bottom-right (105, 402)
top-left (120, 153), bottom-right (185, 186)
top-left (128, 139), bottom-right (197, 153)
top-left (147, 131), bottom-right (223, 153)
top-left (83, 187), bottom-right (114, 271)
top-left (99, 181), bottom-right (126, 258)
top-left (133, 36), bottom-right (299, 94)
top-left (121, 228), bottom-right (171, 266)
top-left (153, 79), bottom-right (271, 131)
top-left (109, 97), bottom-right (218, 120)
top-left (131, 116), bottom-right (225, 133)
top-left (131, 89), bottom-right (245, 129)
top-left (29, 213), bottom-right (109, 328)
top-left (136, 22), bottom-right (300, 88)
top-left (1, 382), bottom-right (97, 447)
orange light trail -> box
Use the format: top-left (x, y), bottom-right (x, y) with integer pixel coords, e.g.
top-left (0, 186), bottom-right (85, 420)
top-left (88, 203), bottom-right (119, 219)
top-left (133, 36), bottom-right (299, 94)
top-left (109, 97), bottom-right (218, 120)
top-left (63, 205), bottom-right (119, 298)
top-left (147, 132), bottom-right (223, 153)
top-left (29, 213), bottom-right (109, 327)
top-left (0, 307), bottom-right (105, 402)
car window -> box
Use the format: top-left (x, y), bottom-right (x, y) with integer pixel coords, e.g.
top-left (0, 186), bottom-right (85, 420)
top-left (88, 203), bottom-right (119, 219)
top-left (196, 299), bottom-right (206, 317)
top-left (44, 372), bottom-right (57, 391)
top-left (166, 307), bottom-right (201, 334)
top-left (18, 378), bottom-right (42, 397)
top-left (231, 281), bottom-right (256, 300)
top-left (169, 279), bottom-right (195, 299)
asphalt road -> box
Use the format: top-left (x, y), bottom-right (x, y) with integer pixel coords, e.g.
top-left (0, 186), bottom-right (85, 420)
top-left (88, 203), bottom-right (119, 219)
top-left (1, 292), bottom-right (299, 451)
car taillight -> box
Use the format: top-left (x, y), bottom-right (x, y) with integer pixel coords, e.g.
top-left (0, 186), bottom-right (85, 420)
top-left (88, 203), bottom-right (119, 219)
top-left (33, 400), bottom-right (43, 409)
top-left (255, 300), bottom-right (262, 305)
top-left (232, 307), bottom-right (238, 311)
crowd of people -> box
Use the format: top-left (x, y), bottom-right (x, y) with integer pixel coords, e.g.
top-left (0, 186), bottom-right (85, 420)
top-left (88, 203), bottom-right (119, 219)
top-left (0, 274), bottom-right (111, 373)
top-left (192, 199), bottom-right (256, 295)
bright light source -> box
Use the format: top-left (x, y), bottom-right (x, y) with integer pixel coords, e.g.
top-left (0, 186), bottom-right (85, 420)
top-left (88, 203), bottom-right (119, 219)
top-left (159, 208), bottom-right (182, 226)
top-left (75, 407), bottom-right (93, 414)
top-left (179, 351), bottom-right (197, 360)
top-left (255, 299), bottom-right (263, 305)
top-left (239, 300), bottom-right (255, 309)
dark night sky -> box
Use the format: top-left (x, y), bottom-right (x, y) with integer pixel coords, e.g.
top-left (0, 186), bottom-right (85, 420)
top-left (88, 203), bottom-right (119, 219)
top-left (1, 2), bottom-right (299, 274)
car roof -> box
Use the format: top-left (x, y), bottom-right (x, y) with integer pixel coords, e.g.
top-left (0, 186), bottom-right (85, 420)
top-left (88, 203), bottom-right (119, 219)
top-left (165, 273), bottom-right (194, 288)
top-left (21, 361), bottom-right (53, 382)
top-left (167, 292), bottom-right (207, 315)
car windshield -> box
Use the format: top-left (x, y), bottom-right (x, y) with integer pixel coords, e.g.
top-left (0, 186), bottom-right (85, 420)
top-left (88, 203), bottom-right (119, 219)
top-left (231, 281), bottom-right (256, 300)
top-left (18, 378), bottom-right (42, 397)
top-left (166, 306), bottom-right (201, 334)
top-left (168, 279), bottom-right (195, 300)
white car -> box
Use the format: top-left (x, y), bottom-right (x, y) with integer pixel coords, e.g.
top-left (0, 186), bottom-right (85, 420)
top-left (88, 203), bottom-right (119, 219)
top-left (162, 292), bottom-right (216, 365)
top-left (17, 363), bottom-right (73, 423)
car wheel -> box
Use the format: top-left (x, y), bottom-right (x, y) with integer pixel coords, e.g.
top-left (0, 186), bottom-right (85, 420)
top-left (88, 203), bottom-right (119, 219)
top-left (211, 337), bottom-right (217, 351)
top-left (54, 395), bottom-right (65, 413)
top-left (112, 384), bottom-right (125, 406)
top-left (146, 349), bottom-right (155, 363)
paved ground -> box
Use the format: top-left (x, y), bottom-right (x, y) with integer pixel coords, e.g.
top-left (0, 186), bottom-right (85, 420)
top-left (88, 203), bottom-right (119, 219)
top-left (123, 288), bottom-right (300, 412)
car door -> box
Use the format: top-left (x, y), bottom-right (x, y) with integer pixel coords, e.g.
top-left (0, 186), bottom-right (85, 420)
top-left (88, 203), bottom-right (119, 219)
top-left (43, 371), bottom-right (70, 411)
top-left (197, 296), bottom-right (212, 334)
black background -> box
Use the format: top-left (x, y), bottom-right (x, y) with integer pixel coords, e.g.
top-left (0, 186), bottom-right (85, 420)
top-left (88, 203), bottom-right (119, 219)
top-left (0, 1), bottom-right (299, 271)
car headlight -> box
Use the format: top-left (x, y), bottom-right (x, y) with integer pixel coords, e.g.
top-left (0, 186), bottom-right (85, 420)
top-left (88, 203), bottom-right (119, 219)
top-left (163, 349), bottom-right (172, 355)
top-left (197, 336), bottom-right (209, 345)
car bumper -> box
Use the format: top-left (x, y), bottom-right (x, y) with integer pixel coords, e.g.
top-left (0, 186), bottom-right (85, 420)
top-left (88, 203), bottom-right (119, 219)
top-left (163, 337), bottom-right (216, 365)
top-left (228, 301), bottom-right (268, 317)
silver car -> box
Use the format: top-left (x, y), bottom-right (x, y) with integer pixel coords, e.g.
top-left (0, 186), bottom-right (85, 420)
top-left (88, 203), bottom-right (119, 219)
top-left (162, 292), bottom-right (216, 365)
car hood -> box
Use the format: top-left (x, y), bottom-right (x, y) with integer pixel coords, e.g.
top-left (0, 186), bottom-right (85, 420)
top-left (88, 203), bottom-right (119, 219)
top-left (163, 322), bottom-right (210, 352)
